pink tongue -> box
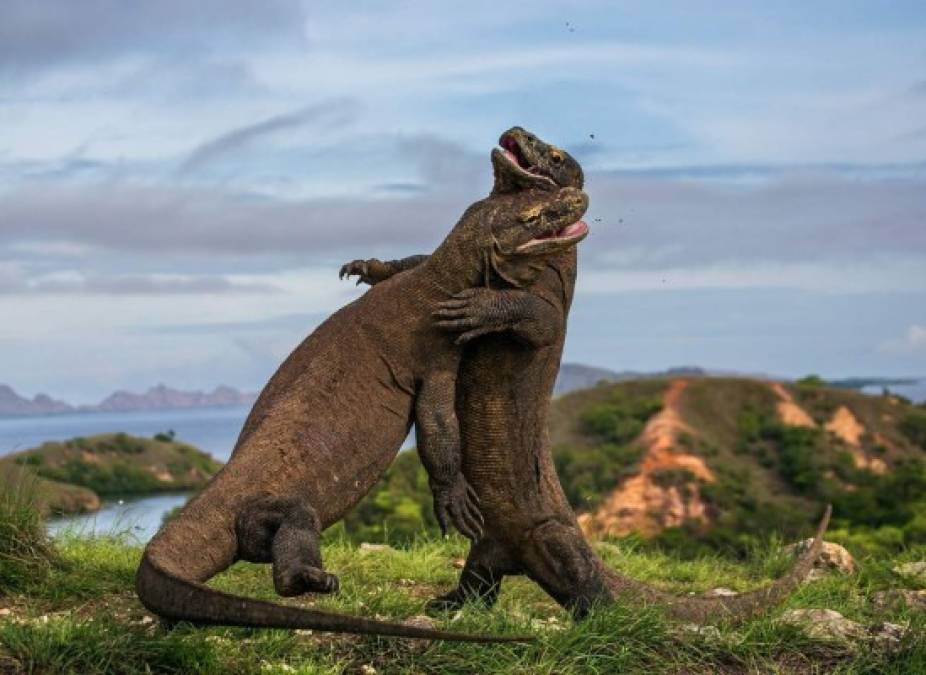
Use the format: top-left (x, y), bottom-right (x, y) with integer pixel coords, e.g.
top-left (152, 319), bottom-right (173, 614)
top-left (502, 148), bottom-right (519, 164)
top-left (560, 220), bottom-right (587, 237)
top-left (542, 220), bottom-right (587, 238)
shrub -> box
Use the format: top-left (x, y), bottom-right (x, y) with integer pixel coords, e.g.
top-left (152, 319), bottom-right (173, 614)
top-left (796, 374), bottom-right (825, 388)
top-left (0, 478), bottom-right (57, 593)
top-left (900, 409), bottom-right (926, 450)
top-left (579, 391), bottom-right (662, 445)
top-left (554, 443), bottom-right (644, 509)
top-left (153, 430), bottom-right (176, 443)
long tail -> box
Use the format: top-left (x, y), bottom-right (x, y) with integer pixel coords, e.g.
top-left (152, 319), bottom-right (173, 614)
top-left (600, 504), bottom-right (832, 624)
top-left (135, 553), bottom-right (529, 642)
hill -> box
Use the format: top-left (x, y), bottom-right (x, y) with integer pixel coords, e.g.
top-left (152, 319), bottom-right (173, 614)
top-left (342, 376), bottom-right (926, 558)
top-left (550, 377), bottom-right (926, 555)
top-left (0, 432), bottom-right (222, 515)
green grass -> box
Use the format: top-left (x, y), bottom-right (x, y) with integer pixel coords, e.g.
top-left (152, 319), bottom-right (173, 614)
top-left (0, 479), bottom-right (57, 594)
top-left (2, 527), bottom-right (925, 674)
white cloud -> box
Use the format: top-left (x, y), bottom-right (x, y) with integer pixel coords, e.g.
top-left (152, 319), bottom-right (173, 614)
top-left (879, 324), bottom-right (926, 354)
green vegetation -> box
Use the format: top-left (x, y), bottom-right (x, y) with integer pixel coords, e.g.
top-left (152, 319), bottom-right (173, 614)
top-left (337, 451), bottom-right (438, 544)
top-left (0, 479), bottom-right (57, 593)
top-left (796, 374), bottom-right (825, 388)
top-left (578, 389), bottom-right (663, 445)
top-left (0, 433), bottom-right (222, 514)
top-left (2, 501), bottom-right (924, 674)
top-left (901, 409), bottom-right (926, 449)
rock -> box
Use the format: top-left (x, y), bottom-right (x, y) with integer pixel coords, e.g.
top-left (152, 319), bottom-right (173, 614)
top-left (780, 609), bottom-right (866, 643)
top-left (784, 540), bottom-right (855, 580)
top-left (451, 558), bottom-right (466, 569)
top-left (403, 615), bottom-right (437, 630)
top-left (530, 616), bottom-right (565, 632)
top-left (869, 622), bottom-right (907, 649)
top-left (678, 623), bottom-right (722, 640)
top-left (703, 587), bottom-right (738, 597)
top-left (360, 665), bottom-right (377, 675)
top-left (780, 609), bottom-right (908, 649)
top-left (893, 562), bottom-right (926, 585)
top-left (872, 589), bottom-right (926, 612)
top-left (0, 607), bottom-right (11, 617)
top-left (359, 543), bottom-right (393, 553)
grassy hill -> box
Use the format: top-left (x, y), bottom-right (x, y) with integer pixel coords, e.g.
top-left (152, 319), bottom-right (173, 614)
top-left (341, 377), bottom-right (926, 560)
top-left (0, 432), bottom-right (221, 515)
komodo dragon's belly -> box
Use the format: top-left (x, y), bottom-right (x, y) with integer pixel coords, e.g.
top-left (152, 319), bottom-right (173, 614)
top-left (457, 334), bottom-right (564, 530)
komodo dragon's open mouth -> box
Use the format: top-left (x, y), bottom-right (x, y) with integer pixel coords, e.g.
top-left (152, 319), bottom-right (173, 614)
top-left (516, 219), bottom-right (588, 253)
top-left (498, 132), bottom-right (558, 189)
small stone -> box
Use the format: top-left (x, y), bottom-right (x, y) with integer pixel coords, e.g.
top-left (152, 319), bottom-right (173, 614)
top-left (295, 629), bottom-right (313, 637)
top-left (785, 540), bottom-right (856, 580)
top-left (139, 615), bottom-right (154, 625)
top-left (530, 616), bottom-right (565, 632)
top-left (893, 562), bottom-right (926, 584)
top-left (359, 543), bottom-right (393, 553)
top-left (0, 608), bottom-right (11, 617)
top-left (872, 589), bottom-right (926, 612)
top-left (451, 558), bottom-right (466, 569)
top-left (679, 623), bottom-right (722, 640)
top-left (779, 608), bottom-right (866, 643)
top-left (704, 587), bottom-right (738, 597)
top-left (360, 665), bottom-right (377, 675)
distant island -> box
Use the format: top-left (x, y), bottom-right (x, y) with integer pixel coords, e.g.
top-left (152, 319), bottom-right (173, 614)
top-left (0, 432), bottom-right (222, 516)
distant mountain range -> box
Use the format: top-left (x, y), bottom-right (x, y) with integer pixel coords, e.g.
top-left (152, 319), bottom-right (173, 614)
top-left (1, 364), bottom-right (921, 417)
top-left (0, 383), bottom-right (257, 417)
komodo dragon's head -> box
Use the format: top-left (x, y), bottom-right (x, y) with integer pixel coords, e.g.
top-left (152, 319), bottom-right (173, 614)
top-left (477, 127), bottom-right (587, 286)
top-left (433, 127), bottom-right (588, 288)
top-left (461, 183), bottom-right (589, 288)
top-left (491, 126), bottom-right (584, 193)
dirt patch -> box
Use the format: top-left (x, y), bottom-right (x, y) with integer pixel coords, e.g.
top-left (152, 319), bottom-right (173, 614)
top-left (770, 382), bottom-right (816, 428)
top-left (825, 406), bottom-right (885, 474)
top-left (826, 406), bottom-right (865, 446)
top-left (579, 379), bottom-right (714, 538)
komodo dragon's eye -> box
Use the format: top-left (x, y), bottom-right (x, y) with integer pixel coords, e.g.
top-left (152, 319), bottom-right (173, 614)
top-left (550, 151), bottom-right (564, 164)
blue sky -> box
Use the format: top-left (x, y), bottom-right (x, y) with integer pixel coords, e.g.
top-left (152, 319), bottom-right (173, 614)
top-left (1, 0), bottom-right (924, 402)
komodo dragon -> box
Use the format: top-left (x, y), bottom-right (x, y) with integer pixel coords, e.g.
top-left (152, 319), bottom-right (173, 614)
top-left (135, 166), bottom-right (590, 640)
top-left (343, 126), bottom-right (831, 624)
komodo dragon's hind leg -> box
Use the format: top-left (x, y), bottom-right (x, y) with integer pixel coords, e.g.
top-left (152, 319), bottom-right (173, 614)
top-left (425, 537), bottom-right (519, 613)
top-left (236, 495), bottom-right (339, 597)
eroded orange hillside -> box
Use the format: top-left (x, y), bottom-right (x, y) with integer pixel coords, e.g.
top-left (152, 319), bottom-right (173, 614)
top-left (551, 376), bottom-right (924, 540)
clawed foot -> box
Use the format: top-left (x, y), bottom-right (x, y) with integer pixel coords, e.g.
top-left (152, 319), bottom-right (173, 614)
top-left (433, 288), bottom-right (504, 344)
top-left (339, 258), bottom-right (387, 286)
top-left (274, 564), bottom-right (340, 597)
top-left (432, 475), bottom-right (484, 541)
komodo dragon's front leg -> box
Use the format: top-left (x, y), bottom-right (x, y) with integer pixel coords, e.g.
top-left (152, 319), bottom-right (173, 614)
top-left (341, 256), bottom-right (561, 348)
top-left (416, 360), bottom-right (484, 541)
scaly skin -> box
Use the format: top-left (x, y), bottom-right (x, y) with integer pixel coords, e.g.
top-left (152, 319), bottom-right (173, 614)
top-left (135, 152), bottom-right (590, 641)
top-left (346, 127), bottom-right (831, 624)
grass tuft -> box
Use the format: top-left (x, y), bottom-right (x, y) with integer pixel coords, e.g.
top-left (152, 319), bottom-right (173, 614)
top-left (0, 477), bottom-right (57, 593)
